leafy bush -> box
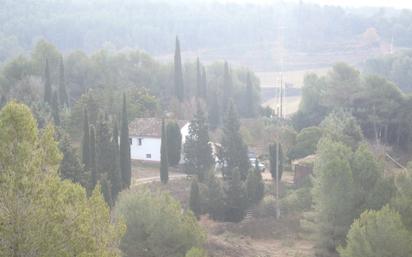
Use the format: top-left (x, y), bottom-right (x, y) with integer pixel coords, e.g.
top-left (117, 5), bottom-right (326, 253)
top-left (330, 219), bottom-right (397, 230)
top-left (115, 188), bottom-right (206, 257)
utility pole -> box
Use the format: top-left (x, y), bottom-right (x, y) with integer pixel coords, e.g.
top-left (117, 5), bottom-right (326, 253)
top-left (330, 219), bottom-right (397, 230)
top-left (275, 141), bottom-right (280, 219)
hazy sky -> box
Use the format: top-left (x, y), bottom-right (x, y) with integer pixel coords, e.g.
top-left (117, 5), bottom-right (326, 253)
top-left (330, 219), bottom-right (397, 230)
top-left (220, 0), bottom-right (412, 9)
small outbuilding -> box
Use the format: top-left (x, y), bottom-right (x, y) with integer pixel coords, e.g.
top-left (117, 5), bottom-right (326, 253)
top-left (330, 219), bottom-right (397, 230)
top-left (292, 154), bottom-right (316, 187)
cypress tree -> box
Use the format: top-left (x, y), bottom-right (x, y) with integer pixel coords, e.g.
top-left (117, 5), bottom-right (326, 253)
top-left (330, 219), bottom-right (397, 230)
top-left (174, 36), bottom-right (184, 101)
top-left (58, 132), bottom-right (84, 185)
top-left (58, 56), bottom-right (69, 108)
top-left (222, 61), bottom-right (232, 111)
top-left (160, 118), bottom-right (169, 184)
top-left (96, 115), bottom-right (112, 180)
top-left (244, 73), bottom-right (256, 118)
top-left (89, 125), bottom-right (97, 189)
top-left (201, 66), bottom-right (207, 99)
top-left (269, 142), bottom-right (283, 181)
top-left (221, 101), bottom-right (250, 180)
top-left (196, 57), bottom-right (202, 98)
top-left (246, 168), bottom-right (264, 206)
top-left (224, 168), bottom-right (247, 222)
top-left (51, 91), bottom-right (60, 125)
top-left (100, 175), bottom-right (113, 207)
top-left (208, 90), bottom-right (220, 130)
top-left (43, 58), bottom-right (52, 104)
top-left (207, 171), bottom-right (225, 220)
top-left (110, 121), bottom-right (122, 201)
top-left (166, 121), bottom-right (182, 166)
top-left (189, 178), bottom-right (202, 218)
top-left (120, 94), bottom-right (131, 189)
top-left (82, 109), bottom-right (90, 170)
top-left (183, 105), bottom-right (214, 182)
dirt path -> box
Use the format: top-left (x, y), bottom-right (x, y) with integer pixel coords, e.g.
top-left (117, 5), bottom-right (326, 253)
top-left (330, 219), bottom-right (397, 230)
top-left (134, 174), bottom-right (187, 185)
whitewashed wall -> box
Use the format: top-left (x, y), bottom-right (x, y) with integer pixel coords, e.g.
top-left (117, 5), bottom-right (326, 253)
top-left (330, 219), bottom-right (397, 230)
top-left (130, 137), bottom-right (161, 162)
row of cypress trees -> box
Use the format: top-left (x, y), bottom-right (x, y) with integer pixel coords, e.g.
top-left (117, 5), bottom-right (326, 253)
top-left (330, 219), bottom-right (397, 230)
top-left (81, 94), bottom-right (131, 205)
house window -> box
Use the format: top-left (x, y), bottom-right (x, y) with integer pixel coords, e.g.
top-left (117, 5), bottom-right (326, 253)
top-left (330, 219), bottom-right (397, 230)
top-left (138, 138), bottom-right (142, 145)
top-left (146, 154), bottom-right (151, 159)
top-left (129, 138), bottom-right (132, 145)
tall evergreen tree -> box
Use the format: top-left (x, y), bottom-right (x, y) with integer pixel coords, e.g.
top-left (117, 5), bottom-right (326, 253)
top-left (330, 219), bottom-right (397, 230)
top-left (100, 175), bottom-right (113, 207)
top-left (183, 105), bottom-right (214, 182)
top-left (51, 90), bottom-right (60, 125)
top-left (58, 132), bottom-right (85, 185)
top-left (110, 121), bottom-right (122, 202)
top-left (82, 109), bottom-right (90, 170)
top-left (201, 66), bottom-right (207, 99)
top-left (166, 121), bottom-right (182, 166)
top-left (207, 171), bottom-right (225, 220)
top-left (222, 61), bottom-right (232, 111)
top-left (96, 115), bottom-right (112, 181)
top-left (221, 101), bottom-right (250, 180)
top-left (208, 90), bottom-right (220, 129)
top-left (174, 36), bottom-right (184, 101)
top-left (89, 125), bottom-right (97, 190)
top-left (58, 56), bottom-right (69, 108)
top-left (196, 57), bottom-right (202, 98)
top-left (189, 178), bottom-right (202, 218)
top-left (224, 168), bottom-right (247, 222)
top-left (160, 119), bottom-right (169, 184)
top-left (120, 94), bottom-right (131, 189)
top-left (43, 58), bottom-right (52, 104)
top-left (269, 142), bottom-right (284, 181)
top-left (244, 73), bottom-right (256, 118)
top-left (246, 168), bottom-right (264, 206)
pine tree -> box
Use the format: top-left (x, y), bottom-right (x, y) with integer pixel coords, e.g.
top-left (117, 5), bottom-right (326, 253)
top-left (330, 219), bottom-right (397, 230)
top-left (207, 171), bottom-right (225, 220)
top-left (110, 121), bottom-right (122, 202)
top-left (189, 178), bottom-right (202, 218)
top-left (51, 90), bottom-right (60, 125)
top-left (166, 121), bottom-right (182, 166)
top-left (89, 125), bottom-right (97, 190)
top-left (224, 168), bottom-right (247, 222)
top-left (269, 142), bottom-right (283, 181)
top-left (120, 94), bottom-right (131, 189)
top-left (58, 56), bottom-right (69, 108)
top-left (208, 89), bottom-right (220, 129)
top-left (160, 118), bottom-right (169, 184)
top-left (183, 105), bottom-right (214, 182)
top-left (221, 101), bottom-right (250, 180)
top-left (43, 58), bottom-right (52, 104)
top-left (312, 138), bottom-right (355, 257)
top-left (82, 109), bottom-right (90, 170)
top-left (174, 36), bottom-right (184, 101)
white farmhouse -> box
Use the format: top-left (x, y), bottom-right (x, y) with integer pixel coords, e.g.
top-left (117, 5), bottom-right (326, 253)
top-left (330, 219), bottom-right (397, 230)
top-left (128, 118), bottom-right (189, 162)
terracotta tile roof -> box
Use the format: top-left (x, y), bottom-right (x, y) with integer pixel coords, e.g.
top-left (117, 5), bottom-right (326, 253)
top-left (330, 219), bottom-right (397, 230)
top-left (129, 118), bottom-right (187, 138)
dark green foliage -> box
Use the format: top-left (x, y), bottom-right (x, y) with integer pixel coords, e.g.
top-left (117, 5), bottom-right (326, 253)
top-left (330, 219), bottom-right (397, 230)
top-left (174, 37), bottom-right (184, 102)
top-left (246, 169), bottom-right (264, 206)
top-left (166, 121), bottom-right (182, 166)
top-left (222, 61), bottom-right (232, 111)
top-left (208, 89), bottom-right (220, 129)
top-left (196, 57), bottom-right (202, 98)
top-left (269, 142), bottom-right (283, 181)
top-left (189, 178), bottom-right (202, 218)
top-left (243, 73), bottom-right (256, 118)
top-left (288, 126), bottom-right (322, 160)
top-left (183, 106), bottom-right (214, 182)
top-left (160, 119), bottom-right (169, 184)
top-left (339, 206), bottom-right (412, 257)
top-left (110, 121), bottom-right (122, 201)
top-left (221, 102), bottom-right (249, 180)
top-left (43, 59), bottom-right (52, 104)
top-left (96, 116), bottom-right (113, 178)
top-left (206, 172), bottom-right (225, 220)
top-left (51, 91), bottom-right (60, 125)
top-left (224, 168), bottom-right (247, 222)
top-left (120, 94), bottom-right (131, 189)
top-left (392, 167), bottom-right (412, 230)
top-left (100, 175), bottom-right (113, 207)
top-left (58, 131), bottom-right (85, 185)
top-left (89, 125), bottom-right (97, 190)
top-left (58, 56), bottom-right (69, 108)
top-left (81, 109), bottom-right (90, 170)
top-left (200, 66), bottom-right (207, 99)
